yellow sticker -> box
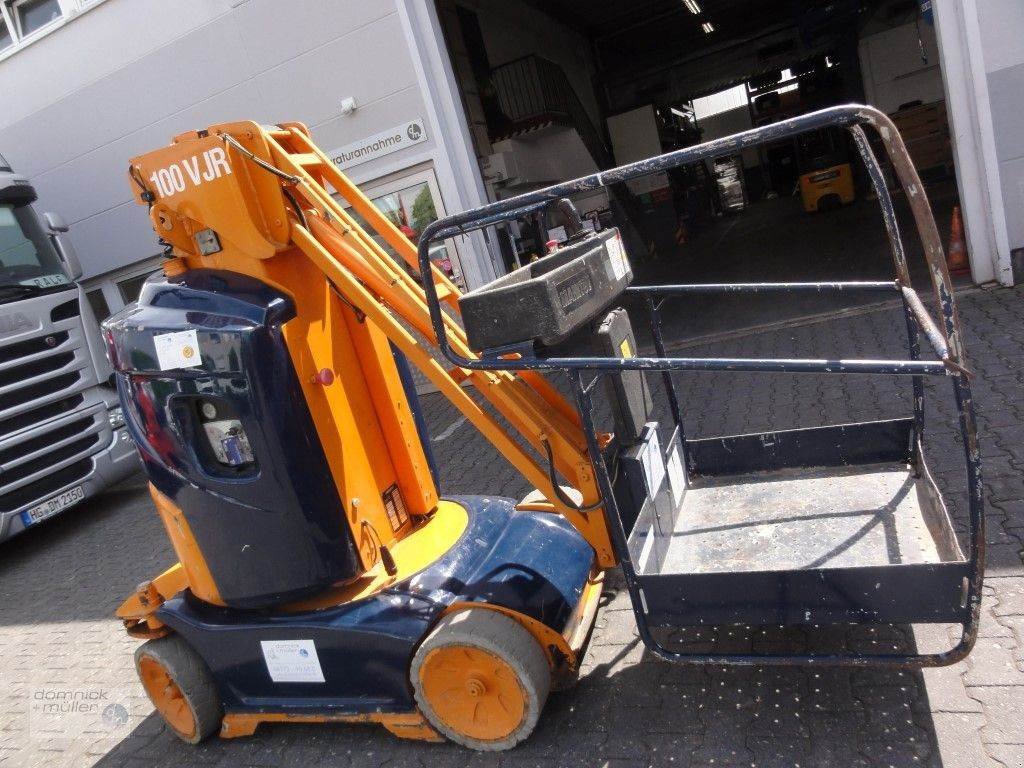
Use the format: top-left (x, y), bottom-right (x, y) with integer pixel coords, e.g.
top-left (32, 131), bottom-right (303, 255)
top-left (619, 338), bottom-right (632, 358)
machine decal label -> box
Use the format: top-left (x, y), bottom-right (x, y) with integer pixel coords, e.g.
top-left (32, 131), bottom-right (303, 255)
top-left (554, 272), bottom-right (594, 312)
top-left (147, 147), bottom-right (232, 199)
top-left (640, 429), bottom-right (665, 496)
top-left (667, 439), bottom-right (686, 507)
top-left (260, 639), bottom-right (326, 683)
top-left (153, 329), bottom-right (202, 370)
top-left (606, 235), bottom-right (629, 281)
top-left (810, 169), bottom-right (841, 183)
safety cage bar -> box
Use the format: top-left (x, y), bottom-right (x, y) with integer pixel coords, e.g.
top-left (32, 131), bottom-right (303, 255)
top-left (416, 104), bottom-right (983, 668)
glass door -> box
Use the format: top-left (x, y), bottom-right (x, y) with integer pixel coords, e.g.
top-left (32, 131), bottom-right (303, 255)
top-left (339, 166), bottom-right (466, 291)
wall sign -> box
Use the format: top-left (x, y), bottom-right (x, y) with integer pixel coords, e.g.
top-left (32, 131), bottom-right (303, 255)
top-left (327, 119), bottom-right (428, 171)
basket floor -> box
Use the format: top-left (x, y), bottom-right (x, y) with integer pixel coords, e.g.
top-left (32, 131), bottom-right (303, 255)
top-left (663, 463), bottom-right (947, 575)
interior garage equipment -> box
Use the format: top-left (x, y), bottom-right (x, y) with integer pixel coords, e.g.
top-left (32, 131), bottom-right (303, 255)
top-left (106, 104), bottom-right (983, 751)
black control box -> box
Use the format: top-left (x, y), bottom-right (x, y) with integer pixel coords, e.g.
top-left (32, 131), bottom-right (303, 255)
top-left (594, 307), bottom-right (650, 445)
top-left (459, 228), bottom-right (632, 352)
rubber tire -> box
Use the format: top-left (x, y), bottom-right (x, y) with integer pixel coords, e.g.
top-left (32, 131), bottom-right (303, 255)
top-left (817, 193), bottom-right (842, 212)
top-left (411, 610), bottom-right (551, 751)
top-left (135, 635), bottom-right (223, 744)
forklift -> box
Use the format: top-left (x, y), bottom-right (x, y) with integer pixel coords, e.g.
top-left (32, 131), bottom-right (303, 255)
top-left (797, 125), bottom-right (856, 212)
top-left (107, 104), bottom-right (983, 751)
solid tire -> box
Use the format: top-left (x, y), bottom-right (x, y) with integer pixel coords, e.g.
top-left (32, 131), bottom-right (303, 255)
top-left (411, 610), bottom-right (551, 751)
top-left (135, 635), bottom-right (223, 744)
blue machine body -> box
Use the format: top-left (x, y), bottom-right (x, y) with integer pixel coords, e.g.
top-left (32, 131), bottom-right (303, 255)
top-left (156, 495), bottom-right (594, 714)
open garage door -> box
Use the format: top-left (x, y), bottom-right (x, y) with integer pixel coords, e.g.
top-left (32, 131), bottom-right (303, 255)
top-left (437, 0), bottom-right (974, 338)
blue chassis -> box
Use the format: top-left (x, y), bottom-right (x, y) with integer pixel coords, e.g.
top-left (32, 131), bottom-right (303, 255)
top-left (155, 495), bottom-right (594, 715)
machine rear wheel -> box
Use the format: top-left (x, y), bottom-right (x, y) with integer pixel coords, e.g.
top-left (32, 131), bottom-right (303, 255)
top-left (135, 635), bottom-right (222, 744)
top-left (411, 610), bottom-right (551, 751)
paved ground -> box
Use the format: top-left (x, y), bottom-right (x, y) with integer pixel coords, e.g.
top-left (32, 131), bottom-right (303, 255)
top-left (1, 284), bottom-right (1022, 767)
top-left (628, 180), bottom-right (961, 341)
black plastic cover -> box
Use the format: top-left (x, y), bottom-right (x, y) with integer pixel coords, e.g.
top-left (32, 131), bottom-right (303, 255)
top-left (459, 228), bottom-right (632, 352)
top-left (103, 269), bottom-right (360, 608)
top-left (594, 307), bottom-right (650, 445)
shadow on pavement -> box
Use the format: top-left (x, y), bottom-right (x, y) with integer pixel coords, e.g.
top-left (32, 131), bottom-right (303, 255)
top-left (626, 180), bottom-right (961, 345)
top-left (0, 472), bottom-right (170, 627)
top-left (90, 574), bottom-right (951, 768)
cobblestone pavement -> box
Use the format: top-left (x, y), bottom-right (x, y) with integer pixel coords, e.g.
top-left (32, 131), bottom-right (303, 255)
top-left (1, 285), bottom-right (1022, 767)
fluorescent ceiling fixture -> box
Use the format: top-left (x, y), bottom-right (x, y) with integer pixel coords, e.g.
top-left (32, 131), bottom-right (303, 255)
top-left (692, 83), bottom-right (747, 120)
top-left (682, 0), bottom-right (701, 14)
top-left (702, 21), bottom-right (715, 33)
top-left (778, 67), bottom-right (799, 94)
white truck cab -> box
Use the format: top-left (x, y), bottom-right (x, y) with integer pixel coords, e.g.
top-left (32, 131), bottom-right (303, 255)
top-left (0, 152), bottom-right (139, 542)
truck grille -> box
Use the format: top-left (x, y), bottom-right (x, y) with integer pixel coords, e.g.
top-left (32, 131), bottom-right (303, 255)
top-left (0, 351), bottom-right (74, 388)
top-left (0, 417), bottom-right (93, 467)
top-left (1, 433), bottom-right (99, 488)
top-left (0, 393), bottom-right (84, 438)
top-left (0, 371), bottom-right (81, 411)
top-left (0, 458), bottom-right (92, 513)
top-left (0, 408), bottom-right (106, 512)
top-left (0, 331), bottom-right (69, 363)
top-left (0, 315), bottom-right (104, 512)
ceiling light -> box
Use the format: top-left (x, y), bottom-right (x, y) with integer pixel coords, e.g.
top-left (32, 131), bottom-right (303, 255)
top-left (683, 0), bottom-right (702, 14)
top-left (702, 21), bottom-right (715, 33)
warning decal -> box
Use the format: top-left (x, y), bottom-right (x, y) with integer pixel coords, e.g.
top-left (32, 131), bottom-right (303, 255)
top-left (153, 329), bottom-right (202, 371)
top-left (260, 639), bottom-right (325, 683)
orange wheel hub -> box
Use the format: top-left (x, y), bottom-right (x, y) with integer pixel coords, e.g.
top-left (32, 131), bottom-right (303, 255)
top-left (138, 656), bottom-right (196, 739)
top-left (418, 645), bottom-right (526, 741)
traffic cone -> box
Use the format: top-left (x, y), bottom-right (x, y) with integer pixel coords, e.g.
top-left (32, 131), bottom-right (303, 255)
top-left (947, 205), bottom-right (969, 275)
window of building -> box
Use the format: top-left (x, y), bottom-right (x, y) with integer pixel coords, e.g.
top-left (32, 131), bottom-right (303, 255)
top-left (116, 271), bottom-right (156, 304)
top-left (692, 84), bottom-right (748, 120)
top-left (0, 0), bottom-right (104, 59)
top-left (11, 0), bottom-right (61, 37)
top-left (85, 288), bottom-right (110, 324)
top-left (0, 15), bottom-right (12, 51)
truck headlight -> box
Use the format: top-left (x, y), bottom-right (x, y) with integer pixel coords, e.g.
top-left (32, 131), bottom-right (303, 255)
top-left (108, 406), bottom-right (125, 430)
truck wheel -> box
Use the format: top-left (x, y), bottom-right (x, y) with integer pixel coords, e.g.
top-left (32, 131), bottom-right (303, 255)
top-left (411, 610), bottom-right (551, 751)
top-left (135, 635), bottom-right (222, 744)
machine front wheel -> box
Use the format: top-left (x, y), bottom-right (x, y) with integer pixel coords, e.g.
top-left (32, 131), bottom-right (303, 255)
top-left (135, 635), bottom-right (223, 744)
top-left (411, 610), bottom-right (551, 751)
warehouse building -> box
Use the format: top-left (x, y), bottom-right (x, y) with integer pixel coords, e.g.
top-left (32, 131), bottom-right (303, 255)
top-left (0, 0), bottom-right (1020, 325)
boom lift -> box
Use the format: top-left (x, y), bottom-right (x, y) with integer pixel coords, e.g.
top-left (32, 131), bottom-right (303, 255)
top-left (107, 105), bottom-right (983, 751)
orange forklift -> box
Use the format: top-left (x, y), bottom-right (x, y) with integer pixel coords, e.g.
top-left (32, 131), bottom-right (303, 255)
top-left (798, 125), bottom-right (856, 212)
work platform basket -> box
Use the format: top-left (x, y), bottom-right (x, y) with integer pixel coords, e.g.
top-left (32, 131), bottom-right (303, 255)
top-left (417, 104), bottom-right (982, 668)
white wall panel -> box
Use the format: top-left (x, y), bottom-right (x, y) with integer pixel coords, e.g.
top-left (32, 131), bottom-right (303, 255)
top-left (232, 0), bottom-right (395, 71)
top-left (253, 12), bottom-right (416, 130)
top-left (0, 0), bottom-right (233, 126)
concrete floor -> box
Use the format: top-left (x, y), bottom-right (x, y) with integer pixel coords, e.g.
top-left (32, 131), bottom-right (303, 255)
top-left (2, 285), bottom-right (1021, 767)
top-left (626, 179), bottom-right (961, 343)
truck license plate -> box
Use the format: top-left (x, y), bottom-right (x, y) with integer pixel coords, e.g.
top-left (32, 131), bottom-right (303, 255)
top-left (21, 485), bottom-right (85, 526)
